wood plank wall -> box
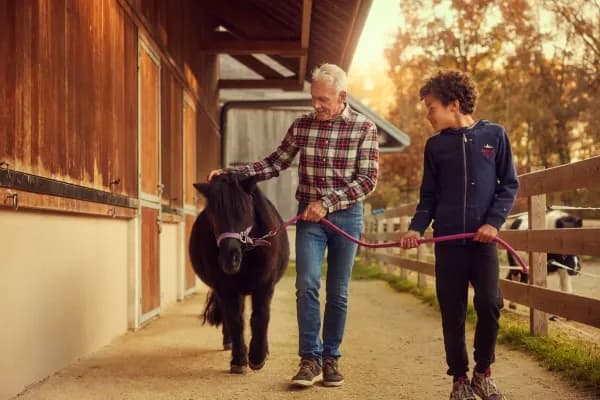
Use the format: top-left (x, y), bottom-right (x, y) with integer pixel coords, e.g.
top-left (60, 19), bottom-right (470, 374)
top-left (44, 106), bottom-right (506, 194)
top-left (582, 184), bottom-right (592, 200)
top-left (161, 69), bottom-right (183, 208)
top-left (0, 0), bottom-right (138, 196)
top-left (0, 0), bottom-right (221, 209)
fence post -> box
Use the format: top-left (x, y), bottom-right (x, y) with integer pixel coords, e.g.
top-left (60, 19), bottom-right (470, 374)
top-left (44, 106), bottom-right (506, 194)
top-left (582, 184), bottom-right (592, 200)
top-left (529, 166), bottom-right (548, 336)
top-left (376, 216), bottom-right (387, 273)
top-left (417, 244), bottom-right (428, 288)
top-left (362, 203), bottom-right (372, 261)
top-left (399, 216), bottom-right (410, 279)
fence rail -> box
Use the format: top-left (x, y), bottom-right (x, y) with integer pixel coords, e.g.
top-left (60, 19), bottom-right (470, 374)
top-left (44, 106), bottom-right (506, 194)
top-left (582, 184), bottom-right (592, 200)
top-left (363, 155), bottom-right (600, 335)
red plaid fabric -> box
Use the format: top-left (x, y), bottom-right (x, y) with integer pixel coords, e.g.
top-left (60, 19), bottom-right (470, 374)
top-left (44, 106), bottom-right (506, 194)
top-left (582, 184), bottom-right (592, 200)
top-left (238, 104), bottom-right (379, 213)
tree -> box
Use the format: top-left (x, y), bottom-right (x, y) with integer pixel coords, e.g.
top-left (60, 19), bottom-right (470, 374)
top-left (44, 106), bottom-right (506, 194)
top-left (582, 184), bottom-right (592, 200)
top-left (377, 0), bottom-right (538, 208)
top-left (368, 0), bottom-right (599, 210)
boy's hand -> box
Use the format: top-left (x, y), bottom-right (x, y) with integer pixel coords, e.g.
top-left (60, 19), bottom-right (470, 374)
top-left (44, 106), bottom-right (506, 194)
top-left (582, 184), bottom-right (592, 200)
top-left (399, 230), bottom-right (421, 249)
top-left (474, 224), bottom-right (498, 243)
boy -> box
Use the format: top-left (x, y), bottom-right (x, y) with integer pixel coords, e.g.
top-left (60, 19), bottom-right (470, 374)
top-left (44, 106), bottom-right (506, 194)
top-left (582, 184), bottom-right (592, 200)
top-left (400, 70), bottom-right (518, 400)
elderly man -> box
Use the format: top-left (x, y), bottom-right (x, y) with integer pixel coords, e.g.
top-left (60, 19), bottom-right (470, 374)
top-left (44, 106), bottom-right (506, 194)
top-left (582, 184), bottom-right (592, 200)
top-left (208, 63), bottom-right (379, 387)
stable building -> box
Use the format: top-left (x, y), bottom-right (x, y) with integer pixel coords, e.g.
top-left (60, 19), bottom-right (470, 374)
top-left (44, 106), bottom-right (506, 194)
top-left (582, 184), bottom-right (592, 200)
top-left (0, 1), bottom-right (408, 398)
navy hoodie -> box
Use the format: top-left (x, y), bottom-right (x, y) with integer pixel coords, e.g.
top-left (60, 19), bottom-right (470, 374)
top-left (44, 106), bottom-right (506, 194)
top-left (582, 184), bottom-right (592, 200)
top-left (408, 120), bottom-right (519, 239)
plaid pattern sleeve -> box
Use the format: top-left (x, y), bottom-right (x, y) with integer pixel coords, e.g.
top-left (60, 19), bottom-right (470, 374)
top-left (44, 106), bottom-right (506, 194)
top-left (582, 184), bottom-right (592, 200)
top-left (237, 123), bottom-right (300, 181)
top-left (320, 120), bottom-right (379, 213)
top-left (237, 104), bottom-right (379, 214)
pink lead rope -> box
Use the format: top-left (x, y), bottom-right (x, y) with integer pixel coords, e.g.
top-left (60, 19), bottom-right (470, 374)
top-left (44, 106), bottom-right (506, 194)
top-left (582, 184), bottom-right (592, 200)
top-left (271, 215), bottom-right (529, 274)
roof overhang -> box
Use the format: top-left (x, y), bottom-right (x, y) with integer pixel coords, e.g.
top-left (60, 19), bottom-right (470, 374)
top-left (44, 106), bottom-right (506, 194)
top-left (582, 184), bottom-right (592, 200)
top-left (209, 0), bottom-right (410, 154)
top-left (200, 0), bottom-right (373, 90)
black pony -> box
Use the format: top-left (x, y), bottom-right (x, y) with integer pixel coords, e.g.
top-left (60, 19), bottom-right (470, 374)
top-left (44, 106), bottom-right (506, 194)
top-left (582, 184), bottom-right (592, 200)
top-left (189, 173), bottom-right (289, 374)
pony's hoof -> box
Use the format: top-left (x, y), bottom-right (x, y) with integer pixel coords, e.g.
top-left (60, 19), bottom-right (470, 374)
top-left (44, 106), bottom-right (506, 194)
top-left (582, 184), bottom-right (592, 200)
top-left (223, 342), bottom-right (232, 351)
top-left (249, 359), bottom-right (266, 370)
top-left (230, 364), bottom-right (247, 374)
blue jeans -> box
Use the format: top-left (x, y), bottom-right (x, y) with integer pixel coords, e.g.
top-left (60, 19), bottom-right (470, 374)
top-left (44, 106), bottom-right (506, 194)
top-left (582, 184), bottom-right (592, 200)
top-left (295, 201), bottom-right (363, 361)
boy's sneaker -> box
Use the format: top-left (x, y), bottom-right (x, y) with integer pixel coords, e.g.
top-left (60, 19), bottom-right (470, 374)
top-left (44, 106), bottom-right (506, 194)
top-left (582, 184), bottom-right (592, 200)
top-left (450, 376), bottom-right (477, 400)
top-left (322, 357), bottom-right (344, 387)
top-left (291, 358), bottom-right (321, 387)
top-left (471, 369), bottom-right (504, 400)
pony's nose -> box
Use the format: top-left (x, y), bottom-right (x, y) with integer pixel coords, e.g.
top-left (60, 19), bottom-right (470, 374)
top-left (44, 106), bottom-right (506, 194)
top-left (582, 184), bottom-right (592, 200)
top-left (220, 248), bottom-right (242, 275)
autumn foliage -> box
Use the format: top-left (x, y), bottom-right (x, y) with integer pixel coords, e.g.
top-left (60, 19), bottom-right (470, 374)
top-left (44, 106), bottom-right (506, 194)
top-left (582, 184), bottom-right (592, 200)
top-left (351, 0), bottom-right (600, 209)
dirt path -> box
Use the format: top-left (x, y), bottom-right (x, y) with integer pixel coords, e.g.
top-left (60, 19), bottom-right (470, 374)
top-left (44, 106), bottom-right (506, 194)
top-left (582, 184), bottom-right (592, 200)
top-left (14, 277), bottom-right (598, 400)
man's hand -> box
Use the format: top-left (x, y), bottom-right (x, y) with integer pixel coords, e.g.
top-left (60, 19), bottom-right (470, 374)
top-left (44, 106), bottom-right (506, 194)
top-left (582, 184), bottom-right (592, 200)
top-left (399, 230), bottom-right (421, 249)
top-left (473, 224), bottom-right (498, 243)
top-left (207, 169), bottom-right (225, 181)
top-left (302, 201), bottom-right (328, 222)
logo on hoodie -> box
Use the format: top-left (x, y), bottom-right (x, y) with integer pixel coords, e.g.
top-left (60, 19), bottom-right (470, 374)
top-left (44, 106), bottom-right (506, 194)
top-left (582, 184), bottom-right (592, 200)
top-left (481, 144), bottom-right (495, 158)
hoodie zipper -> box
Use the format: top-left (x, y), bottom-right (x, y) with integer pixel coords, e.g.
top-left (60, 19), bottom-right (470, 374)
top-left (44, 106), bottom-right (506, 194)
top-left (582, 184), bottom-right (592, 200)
top-left (462, 133), bottom-right (468, 233)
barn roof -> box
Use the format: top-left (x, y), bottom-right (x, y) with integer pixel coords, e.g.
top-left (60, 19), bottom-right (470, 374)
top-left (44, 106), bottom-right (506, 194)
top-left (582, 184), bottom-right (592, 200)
top-left (210, 0), bottom-right (410, 152)
top-left (202, 0), bottom-right (373, 90)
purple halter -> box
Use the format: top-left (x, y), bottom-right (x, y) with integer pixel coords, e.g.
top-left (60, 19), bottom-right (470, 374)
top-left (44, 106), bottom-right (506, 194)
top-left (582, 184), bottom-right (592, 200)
top-left (216, 226), bottom-right (274, 249)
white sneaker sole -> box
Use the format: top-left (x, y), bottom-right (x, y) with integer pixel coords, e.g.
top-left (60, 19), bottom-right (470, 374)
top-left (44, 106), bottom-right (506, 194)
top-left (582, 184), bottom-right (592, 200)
top-left (323, 379), bottom-right (344, 387)
top-left (291, 374), bottom-right (322, 387)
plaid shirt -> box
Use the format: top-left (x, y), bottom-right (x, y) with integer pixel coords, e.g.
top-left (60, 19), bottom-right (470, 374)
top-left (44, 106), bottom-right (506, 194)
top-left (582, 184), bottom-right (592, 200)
top-left (238, 104), bottom-right (379, 213)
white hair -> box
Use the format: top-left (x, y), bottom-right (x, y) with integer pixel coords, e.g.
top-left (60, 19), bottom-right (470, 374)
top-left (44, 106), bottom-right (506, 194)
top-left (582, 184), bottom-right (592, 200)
top-left (311, 63), bottom-right (347, 95)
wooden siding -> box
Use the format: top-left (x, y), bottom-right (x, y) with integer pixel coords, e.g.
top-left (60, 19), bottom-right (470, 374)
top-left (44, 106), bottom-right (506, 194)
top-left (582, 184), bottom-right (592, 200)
top-left (139, 42), bottom-right (160, 197)
top-left (0, 0), bottom-right (138, 196)
top-left (185, 214), bottom-right (197, 290)
top-left (197, 107), bottom-right (221, 189)
top-left (183, 97), bottom-right (197, 206)
top-left (160, 69), bottom-right (183, 208)
top-left (141, 206), bottom-right (160, 313)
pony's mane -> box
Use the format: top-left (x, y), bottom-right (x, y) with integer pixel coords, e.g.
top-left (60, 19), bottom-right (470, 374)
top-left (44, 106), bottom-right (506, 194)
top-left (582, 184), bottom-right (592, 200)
top-left (209, 174), bottom-right (254, 226)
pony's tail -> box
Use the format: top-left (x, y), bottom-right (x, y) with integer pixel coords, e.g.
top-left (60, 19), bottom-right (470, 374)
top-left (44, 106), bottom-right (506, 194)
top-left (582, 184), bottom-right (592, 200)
top-left (202, 291), bottom-right (223, 326)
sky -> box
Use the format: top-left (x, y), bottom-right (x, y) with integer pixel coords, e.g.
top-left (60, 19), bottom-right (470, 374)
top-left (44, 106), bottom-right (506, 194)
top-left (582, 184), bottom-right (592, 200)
top-left (349, 1), bottom-right (403, 76)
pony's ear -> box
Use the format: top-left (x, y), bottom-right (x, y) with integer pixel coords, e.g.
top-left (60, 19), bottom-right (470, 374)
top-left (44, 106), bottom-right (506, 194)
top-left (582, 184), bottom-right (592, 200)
top-left (239, 175), bottom-right (258, 194)
top-left (193, 182), bottom-right (210, 196)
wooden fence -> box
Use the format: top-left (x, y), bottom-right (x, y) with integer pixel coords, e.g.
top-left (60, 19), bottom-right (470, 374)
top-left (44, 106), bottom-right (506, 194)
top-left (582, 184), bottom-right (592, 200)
top-left (363, 155), bottom-right (600, 335)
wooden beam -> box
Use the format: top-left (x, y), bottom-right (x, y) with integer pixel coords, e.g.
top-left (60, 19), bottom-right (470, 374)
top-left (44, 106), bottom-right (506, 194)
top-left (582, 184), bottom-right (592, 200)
top-left (363, 231), bottom-right (433, 242)
top-left (0, 167), bottom-right (137, 208)
top-left (517, 156), bottom-right (600, 197)
top-left (0, 187), bottom-right (136, 219)
top-left (500, 279), bottom-right (600, 328)
top-left (368, 251), bottom-right (600, 328)
top-left (380, 203), bottom-right (418, 219)
top-left (298, 0), bottom-right (312, 85)
top-left (272, 56), bottom-right (299, 74)
top-left (231, 55), bottom-right (284, 79)
top-left (207, 0), bottom-right (296, 40)
top-left (340, 0), bottom-right (373, 70)
top-left (218, 79), bottom-right (303, 90)
top-left (371, 253), bottom-right (436, 277)
top-left (499, 228), bottom-right (600, 257)
top-left (200, 36), bottom-right (306, 56)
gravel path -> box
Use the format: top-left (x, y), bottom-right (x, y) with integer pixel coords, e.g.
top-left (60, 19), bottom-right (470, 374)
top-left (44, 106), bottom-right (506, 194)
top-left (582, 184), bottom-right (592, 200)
top-left (13, 276), bottom-right (598, 400)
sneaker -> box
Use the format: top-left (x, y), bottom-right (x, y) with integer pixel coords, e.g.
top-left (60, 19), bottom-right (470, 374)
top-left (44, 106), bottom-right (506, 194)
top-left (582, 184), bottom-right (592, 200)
top-left (291, 358), bottom-right (322, 387)
top-left (471, 369), bottom-right (504, 400)
top-left (450, 376), bottom-right (477, 400)
top-left (322, 357), bottom-right (344, 387)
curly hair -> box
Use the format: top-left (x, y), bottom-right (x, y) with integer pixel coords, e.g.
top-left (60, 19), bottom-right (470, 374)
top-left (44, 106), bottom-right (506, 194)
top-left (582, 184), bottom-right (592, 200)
top-left (419, 70), bottom-right (478, 114)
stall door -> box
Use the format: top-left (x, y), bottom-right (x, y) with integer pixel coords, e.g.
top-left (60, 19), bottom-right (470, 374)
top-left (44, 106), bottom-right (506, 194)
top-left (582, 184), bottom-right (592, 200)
top-left (139, 38), bottom-right (161, 318)
top-left (183, 94), bottom-right (198, 293)
top-left (185, 214), bottom-right (197, 291)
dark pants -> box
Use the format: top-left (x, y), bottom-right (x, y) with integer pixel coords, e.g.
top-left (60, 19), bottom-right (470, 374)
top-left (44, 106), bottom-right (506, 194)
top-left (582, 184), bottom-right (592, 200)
top-left (434, 243), bottom-right (503, 379)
